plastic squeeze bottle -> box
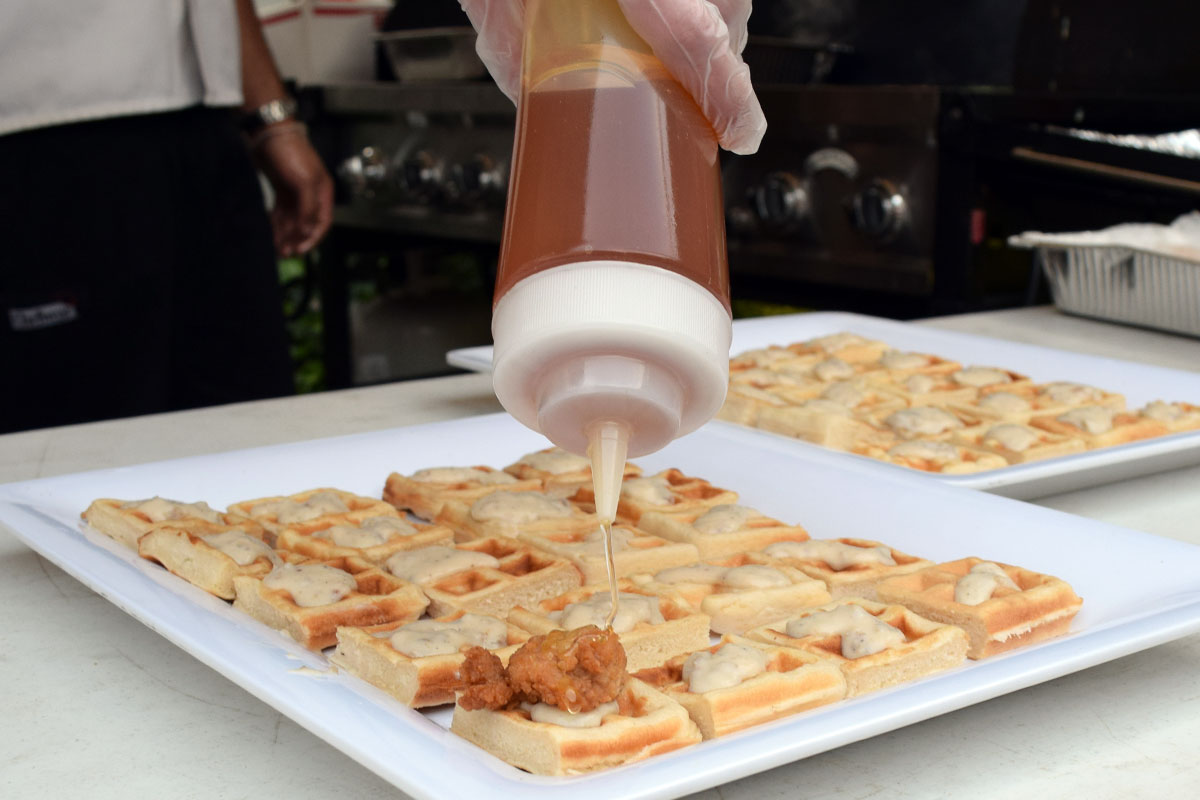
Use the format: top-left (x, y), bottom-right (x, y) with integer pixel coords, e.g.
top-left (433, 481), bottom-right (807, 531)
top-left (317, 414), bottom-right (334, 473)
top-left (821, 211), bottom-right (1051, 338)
top-left (490, 0), bottom-right (733, 529)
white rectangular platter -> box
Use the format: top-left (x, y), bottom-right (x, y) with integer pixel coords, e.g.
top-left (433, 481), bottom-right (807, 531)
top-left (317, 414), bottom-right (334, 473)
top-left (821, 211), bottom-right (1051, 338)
top-left (446, 311), bottom-right (1200, 499)
top-left (3, 413), bottom-right (1200, 800)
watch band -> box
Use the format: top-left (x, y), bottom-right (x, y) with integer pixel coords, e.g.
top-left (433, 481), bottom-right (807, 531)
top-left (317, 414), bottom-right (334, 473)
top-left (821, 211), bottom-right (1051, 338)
top-left (241, 97), bottom-right (298, 134)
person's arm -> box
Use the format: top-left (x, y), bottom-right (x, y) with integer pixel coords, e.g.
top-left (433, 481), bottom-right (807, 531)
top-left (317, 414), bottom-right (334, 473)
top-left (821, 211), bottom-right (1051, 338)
top-left (235, 0), bottom-right (333, 256)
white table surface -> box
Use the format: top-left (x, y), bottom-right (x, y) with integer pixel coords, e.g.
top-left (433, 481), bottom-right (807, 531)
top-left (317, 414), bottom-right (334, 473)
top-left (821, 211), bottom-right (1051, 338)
top-left (4, 306), bottom-right (1200, 799)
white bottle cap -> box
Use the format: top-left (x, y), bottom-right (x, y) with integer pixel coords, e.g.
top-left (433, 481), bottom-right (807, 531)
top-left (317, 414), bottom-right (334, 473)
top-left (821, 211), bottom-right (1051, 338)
top-left (492, 260), bottom-right (732, 457)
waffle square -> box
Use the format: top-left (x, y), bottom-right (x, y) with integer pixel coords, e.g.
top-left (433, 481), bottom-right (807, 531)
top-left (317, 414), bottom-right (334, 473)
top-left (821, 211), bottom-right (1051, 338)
top-left (1029, 406), bottom-right (1169, 449)
top-left (786, 332), bottom-right (889, 364)
top-left (947, 365), bottom-right (1032, 395)
top-left (631, 636), bottom-right (846, 738)
top-left (952, 423), bottom-right (1086, 464)
top-left (637, 504), bottom-right (809, 560)
top-left (875, 439), bottom-right (1010, 474)
top-left (573, 469), bottom-right (738, 525)
top-left (1022, 382), bottom-right (1125, 418)
top-left (757, 403), bottom-right (896, 452)
top-left (870, 405), bottom-right (976, 442)
top-left (382, 467), bottom-right (542, 521)
top-left (434, 492), bottom-right (596, 542)
top-left (82, 497), bottom-right (246, 550)
top-left (502, 447), bottom-right (642, 498)
top-left (450, 677), bottom-right (701, 776)
top-left (514, 522), bottom-right (700, 585)
top-left (1139, 400), bottom-right (1200, 433)
top-left (875, 557), bottom-right (1083, 659)
top-left (866, 373), bottom-right (979, 408)
top-left (330, 611), bottom-right (530, 708)
top-left (507, 582), bottom-right (711, 672)
top-left (729, 345), bottom-right (820, 372)
top-left (716, 384), bottom-right (792, 427)
top-left (747, 598), bottom-right (968, 697)
top-left (137, 518), bottom-right (277, 600)
top-left (383, 537), bottom-right (581, 618)
top-left (275, 515), bottom-right (454, 564)
top-left (632, 555), bottom-right (832, 634)
top-left (228, 488), bottom-right (398, 537)
top-left (757, 538), bottom-right (932, 600)
top-left (232, 556), bottom-right (428, 650)
top-left (860, 350), bottom-right (962, 381)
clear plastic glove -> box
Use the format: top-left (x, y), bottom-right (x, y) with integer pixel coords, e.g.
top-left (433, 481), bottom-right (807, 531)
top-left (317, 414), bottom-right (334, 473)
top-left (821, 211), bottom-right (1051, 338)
top-left (458, 0), bottom-right (767, 155)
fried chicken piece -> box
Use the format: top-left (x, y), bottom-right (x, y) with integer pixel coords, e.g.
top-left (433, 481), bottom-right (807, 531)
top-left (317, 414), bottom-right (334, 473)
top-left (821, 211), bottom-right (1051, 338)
top-left (506, 625), bottom-right (627, 713)
top-left (458, 646), bottom-right (514, 711)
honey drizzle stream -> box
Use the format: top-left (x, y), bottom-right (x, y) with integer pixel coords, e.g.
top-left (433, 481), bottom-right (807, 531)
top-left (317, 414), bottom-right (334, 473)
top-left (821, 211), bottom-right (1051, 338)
top-left (600, 519), bottom-right (618, 630)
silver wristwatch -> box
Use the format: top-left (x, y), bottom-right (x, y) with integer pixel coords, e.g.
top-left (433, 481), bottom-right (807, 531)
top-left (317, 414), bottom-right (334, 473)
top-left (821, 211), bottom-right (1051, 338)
top-left (241, 97), bottom-right (298, 134)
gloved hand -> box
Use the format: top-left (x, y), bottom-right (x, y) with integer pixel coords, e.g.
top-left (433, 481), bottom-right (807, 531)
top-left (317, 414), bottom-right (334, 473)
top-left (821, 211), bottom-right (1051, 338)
top-left (458, 0), bottom-right (767, 155)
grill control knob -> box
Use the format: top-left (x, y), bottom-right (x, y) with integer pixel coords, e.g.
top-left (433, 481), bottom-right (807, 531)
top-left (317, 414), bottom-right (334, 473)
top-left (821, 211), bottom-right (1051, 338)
top-left (751, 172), bottom-right (810, 228)
top-left (337, 147), bottom-right (389, 198)
top-left (852, 180), bottom-right (907, 242)
top-left (399, 151), bottom-right (447, 201)
top-left (452, 153), bottom-right (506, 204)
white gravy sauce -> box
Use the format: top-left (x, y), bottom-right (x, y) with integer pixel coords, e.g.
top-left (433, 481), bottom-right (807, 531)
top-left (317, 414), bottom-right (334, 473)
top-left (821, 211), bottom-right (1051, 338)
top-left (955, 562), bottom-right (1020, 605)
top-left (1142, 400), bottom-right (1184, 421)
top-left (979, 391), bottom-right (1031, 414)
top-left (822, 381), bottom-right (866, 407)
top-left (621, 476), bottom-right (675, 506)
top-left (388, 614), bottom-right (508, 658)
top-left (880, 350), bottom-right (930, 370)
top-left (984, 424), bottom-right (1040, 452)
top-left (785, 604), bottom-right (906, 658)
top-left (765, 539), bottom-right (896, 571)
top-left (904, 374), bottom-right (937, 394)
top-left (263, 563), bottom-right (356, 607)
top-left (683, 643), bottom-right (768, 693)
top-left (814, 357), bottom-right (855, 382)
top-left (1058, 405), bottom-right (1114, 434)
top-left (556, 592), bottom-right (664, 634)
top-left (1040, 381), bottom-right (1101, 406)
top-left (517, 448), bottom-right (591, 475)
top-left (385, 545), bottom-right (499, 584)
top-left (315, 515), bottom-right (419, 548)
top-left (251, 491), bottom-right (349, 524)
top-left (409, 467), bottom-right (517, 485)
top-left (123, 497), bottom-right (223, 524)
top-left (952, 366), bottom-right (1012, 387)
top-left (692, 504), bottom-right (756, 534)
top-left (469, 491), bottom-right (572, 523)
top-left (884, 406), bottom-right (962, 437)
top-left (204, 530), bottom-right (276, 566)
top-left (523, 700), bottom-right (619, 728)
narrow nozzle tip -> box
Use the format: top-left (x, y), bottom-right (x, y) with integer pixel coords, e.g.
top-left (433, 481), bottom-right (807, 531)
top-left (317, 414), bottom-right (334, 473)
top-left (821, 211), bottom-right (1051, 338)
top-left (587, 420), bottom-right (630, 524)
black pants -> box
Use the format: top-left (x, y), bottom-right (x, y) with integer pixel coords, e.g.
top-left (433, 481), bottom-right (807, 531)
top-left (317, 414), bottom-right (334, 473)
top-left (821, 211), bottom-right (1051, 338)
top-left (0, 106), bottom-right (294, 434)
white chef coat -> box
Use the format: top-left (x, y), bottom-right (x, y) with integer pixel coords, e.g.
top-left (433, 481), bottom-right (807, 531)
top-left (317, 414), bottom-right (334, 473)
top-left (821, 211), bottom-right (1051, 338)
top-left (0, 0), bottom-right (242, 137)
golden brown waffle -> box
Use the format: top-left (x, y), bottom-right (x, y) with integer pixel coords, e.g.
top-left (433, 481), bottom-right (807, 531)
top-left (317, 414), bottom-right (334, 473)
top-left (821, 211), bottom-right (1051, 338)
top-left (382, 467), bottom-right (542, 521)
top-left (572, 469), bottom-right (739, 525)
top-left (1022, 382), bottom-right (1125, 417)
top-left (81, 497), bottom-right (246, 550)
top-left (383, 537), bottom-right (581, 618)
top-left (747, 598), bottom-right (968, 697)
top-left (729, 345), bottom-right (818, 373)
top-left (514, 522), bottom-right (700, 585)
top-left (948, 365), bottom-right (1033, 395)
top-left (501, 447), bottom-right (643, 498)
top-left (330, 611), bottom-right (530, 707)
top-left (631, 636), bottom-right (846, 738)
top-left (1139, 400), bottom-right (1200, 433)
top-left (875, 557), bottom-right (1083, 659)
top-left (631, 555), bottom-right (831, 635)
top-left (866, 373), bottom-right (979, 408)
top-left (952, 423), bottom-right (1087, 464)
top-left (860, 350), bottom-right (961, 382)
top-left (507, 581), bottom-right (711, 672)
top-left (716, 384), bottom-right (793, 427)
top-left (875, 439), bottom-right (1010, 474)
top-left (1030, 406), bottom-right (1170, 449)
top-left (757, 403), bottom-right (897, 452)
top-left (635, 504), bottom-right (809, 560)
top-left (869, 405), bottom-right (977, 442)
top-left (756, 538), bottom-right (932, 600)
top-left (232, 556), bottom-right (428, 650)
top-left (449, 677), bottom-right (702, 776)
top-left (275, 515), bottom-right (454, 564)
top-left (137, 518), bottom-right (277, 600)
top-left (786, 332), bottom-right (888, 364)
top-left (434, 491), bottom-right (594, 542)
top-left (228, 488), bottom-right (398, 537)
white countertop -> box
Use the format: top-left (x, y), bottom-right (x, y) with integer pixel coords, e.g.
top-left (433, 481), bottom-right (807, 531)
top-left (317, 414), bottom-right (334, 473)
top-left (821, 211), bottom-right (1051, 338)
top-left (3, 306), bottom-right (1200, 799)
